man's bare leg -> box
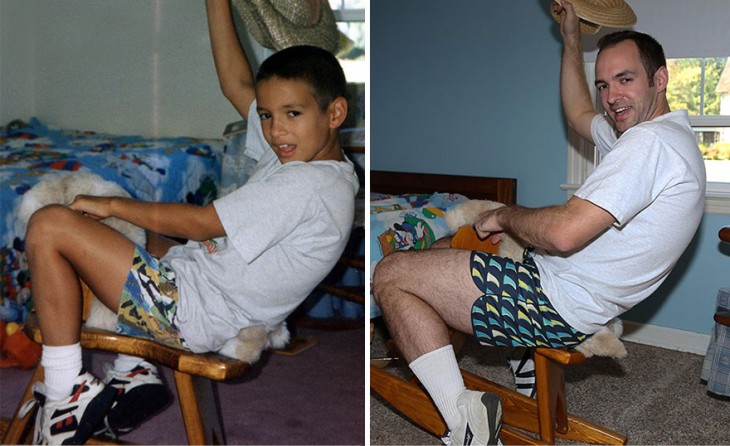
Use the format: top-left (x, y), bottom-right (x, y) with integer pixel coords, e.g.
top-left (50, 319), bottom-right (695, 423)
top-left (373, 248), bottom-right (479, 361)
top-left (373, 248), bottom-right (485, 433)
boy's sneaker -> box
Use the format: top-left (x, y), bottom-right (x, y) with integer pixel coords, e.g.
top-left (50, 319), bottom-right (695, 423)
top-left (95, 360), bottom-right (172, 438)
top-left (19, 369), bottom-right (116, 445)
top-left (442, 390), bottom-right (503, 446)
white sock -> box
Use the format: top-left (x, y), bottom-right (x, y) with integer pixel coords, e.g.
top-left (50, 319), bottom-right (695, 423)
top-left (41, 343), bottom-right (83, 401)
top-left (408, 345), bottom-right (466, 431)
top-left (113, 354), bottom-right (144, 372)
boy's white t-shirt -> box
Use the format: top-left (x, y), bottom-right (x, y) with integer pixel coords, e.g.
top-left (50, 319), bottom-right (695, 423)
top-left (534, 110), bottom-right (705, 334)
top-left (162, 101), bottom-right (360, 353)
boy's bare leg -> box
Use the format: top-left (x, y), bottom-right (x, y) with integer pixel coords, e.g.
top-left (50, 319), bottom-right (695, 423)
top-left (25, 205), bottom-right (136, 346)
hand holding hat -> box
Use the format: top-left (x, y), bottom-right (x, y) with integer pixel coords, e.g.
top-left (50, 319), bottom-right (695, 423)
top-left (551, 0), bottom-right (637, 35)
top-left (231, 0), bottom-right (340, 53)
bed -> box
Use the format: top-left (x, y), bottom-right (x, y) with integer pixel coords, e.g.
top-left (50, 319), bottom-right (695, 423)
top-left (1, 117), bottom-right (225, 323)
top-left (369, 170), bottom-right (517, 318)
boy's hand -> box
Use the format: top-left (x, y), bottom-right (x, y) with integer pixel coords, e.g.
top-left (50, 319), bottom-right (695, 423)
top-left (69, 195), bottom-right (114, 220)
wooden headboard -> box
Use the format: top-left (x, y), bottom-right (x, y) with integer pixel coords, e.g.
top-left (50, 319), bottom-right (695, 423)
top-left (370, 170), bottom-right (517, 205)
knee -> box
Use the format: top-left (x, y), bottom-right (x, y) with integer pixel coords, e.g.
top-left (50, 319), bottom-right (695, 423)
top-left (25, 204), bottom-right (74, 254)
top-left (372, 251), bottom-right (409, 307)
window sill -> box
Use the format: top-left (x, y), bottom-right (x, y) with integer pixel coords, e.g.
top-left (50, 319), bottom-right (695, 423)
top-left (560, 183), bottom-right (730, 215)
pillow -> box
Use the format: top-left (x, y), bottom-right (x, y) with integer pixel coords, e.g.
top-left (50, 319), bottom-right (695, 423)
top-left (369, 192), bottom-right (471, 318)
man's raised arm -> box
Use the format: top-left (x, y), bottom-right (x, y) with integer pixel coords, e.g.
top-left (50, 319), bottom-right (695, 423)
top-left (555, 0), bottom-right (598, 143)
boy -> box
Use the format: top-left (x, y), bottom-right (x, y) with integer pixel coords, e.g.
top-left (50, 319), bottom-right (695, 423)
top-left (21, 1), bottom-right (358, 442)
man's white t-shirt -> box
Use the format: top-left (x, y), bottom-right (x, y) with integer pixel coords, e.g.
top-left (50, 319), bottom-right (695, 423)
top-left (534, 110), bottom-right (705, 334)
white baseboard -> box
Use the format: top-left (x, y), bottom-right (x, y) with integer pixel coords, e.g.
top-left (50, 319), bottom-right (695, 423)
top-left (621, 320), bottom-right (711, 356)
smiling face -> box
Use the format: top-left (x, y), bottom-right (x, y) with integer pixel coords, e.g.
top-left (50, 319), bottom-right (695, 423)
top-left (594, 40), bottom-right (669, 135)
top-left (255, 77), bottom-right (346, 164)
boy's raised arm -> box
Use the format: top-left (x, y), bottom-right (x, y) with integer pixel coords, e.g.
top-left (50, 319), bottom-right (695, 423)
top-left (206, 0), bottom-right (256, 119)
top-left (555, 0), bottom-right (598, 143)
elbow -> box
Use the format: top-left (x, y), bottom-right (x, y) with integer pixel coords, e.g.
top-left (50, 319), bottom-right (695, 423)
top-left (549, 234), bottom-right (583, 254)
top-left (546, 224), bottom-right (591, 254)
top-left (220, 79), bottom-right (253, 102)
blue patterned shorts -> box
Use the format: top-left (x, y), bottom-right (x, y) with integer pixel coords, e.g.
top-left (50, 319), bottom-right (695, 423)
top-left (116, 246), bottom-right (188, 350)
top-left (470, 250), bottom-right (587, 348)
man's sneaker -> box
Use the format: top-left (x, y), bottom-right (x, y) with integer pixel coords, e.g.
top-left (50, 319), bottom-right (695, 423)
top-left (19, 369), bottom-right (116, 445)
top-left (95, 360), bottom-right (172, 438)
top-left (443, 390), bottom-right (503, 445)
top-left (508, 348), bottom-right (536, 398)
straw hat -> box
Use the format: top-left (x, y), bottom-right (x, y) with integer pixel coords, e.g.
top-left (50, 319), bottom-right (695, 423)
top-left (231, 0), bottom-right (340, 53)
top-left (551, 0), bottom-right (637, 35)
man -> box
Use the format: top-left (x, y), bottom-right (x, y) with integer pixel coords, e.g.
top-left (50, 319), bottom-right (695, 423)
top-left (372, 1), bottom-right (705, 444)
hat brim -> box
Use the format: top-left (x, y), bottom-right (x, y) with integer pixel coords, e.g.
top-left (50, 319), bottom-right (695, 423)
top-left (568, 0), bottom-right (636, 27)
top-left (231, 0), bottom-right (340, 53)
top-left (550, 7), bottom-right (602, 35)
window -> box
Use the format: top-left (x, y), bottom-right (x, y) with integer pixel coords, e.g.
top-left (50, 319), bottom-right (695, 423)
top-left (563, 59), bottom-right (730, 214)
top-left (329, 0), bottom-right (366, 84)
top-left (667, 58), bottom-right (730, 186)
top-left (246, 1), bottom-right (365, 84)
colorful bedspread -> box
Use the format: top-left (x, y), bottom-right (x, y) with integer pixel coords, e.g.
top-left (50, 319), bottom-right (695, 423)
top-left (369, 192), bottom-right (469, 318)
top-left (1, 118), bottom-right (224, 323)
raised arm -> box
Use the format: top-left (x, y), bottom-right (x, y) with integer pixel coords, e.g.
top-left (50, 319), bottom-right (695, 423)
top-left (554, 0), bottom-right (598, 143)
top-left (206, 0), bottom-right (256, 119)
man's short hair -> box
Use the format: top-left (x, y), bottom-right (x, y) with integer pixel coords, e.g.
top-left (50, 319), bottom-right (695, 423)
top-left (598, 30), bottom-right (666, 86)
top-left (256, 45), bottom-right (348, 111)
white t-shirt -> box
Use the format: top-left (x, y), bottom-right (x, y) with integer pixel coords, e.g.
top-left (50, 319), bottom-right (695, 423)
top-left (534, 110), bottom-right (705, 334)
top-left (163, 102), bottom-right (360, 352)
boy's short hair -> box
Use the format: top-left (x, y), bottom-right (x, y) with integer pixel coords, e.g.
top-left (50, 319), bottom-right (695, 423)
top-left (256, 45), bottom-right (348, 111)
top-left (597, 30), bottom-right (666, 87)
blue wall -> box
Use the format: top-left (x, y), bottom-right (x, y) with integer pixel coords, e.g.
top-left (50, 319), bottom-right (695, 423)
top-left (371, 0), bottom-right (728, 335)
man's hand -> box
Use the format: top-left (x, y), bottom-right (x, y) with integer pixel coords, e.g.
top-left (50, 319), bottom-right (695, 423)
top-left (553, 0), bottom-right (581, 39)
top-left (474, 208), bottom-right (506, 245)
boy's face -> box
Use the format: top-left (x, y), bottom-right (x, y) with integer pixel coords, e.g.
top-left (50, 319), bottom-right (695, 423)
top-left (255, 77), bottom-right (345, 164)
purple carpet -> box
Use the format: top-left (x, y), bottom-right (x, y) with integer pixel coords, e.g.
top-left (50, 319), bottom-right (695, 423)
top-left (0, 327), bottom-right (365, 445)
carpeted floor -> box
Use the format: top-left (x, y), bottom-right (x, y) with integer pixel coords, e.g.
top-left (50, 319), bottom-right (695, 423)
top-left (1, 327), bottom-right (365, 445)
top-left (370, 322), bottom-right (730, 445)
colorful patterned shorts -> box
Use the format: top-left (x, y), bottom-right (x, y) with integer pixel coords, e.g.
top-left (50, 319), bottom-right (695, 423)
top-left (116, 246), bottom-right (188, 350)
top-left (470, 250), bottom-right (587, 348)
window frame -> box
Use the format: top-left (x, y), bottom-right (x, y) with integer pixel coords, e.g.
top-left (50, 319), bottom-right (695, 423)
top-left (562, 63), bottom-right (730, 214)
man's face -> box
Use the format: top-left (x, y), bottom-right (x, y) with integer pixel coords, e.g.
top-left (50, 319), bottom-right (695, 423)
top-left (255, 77), bottom-right (336, 164)
top-left (594, 40), bottom-right (663, 135)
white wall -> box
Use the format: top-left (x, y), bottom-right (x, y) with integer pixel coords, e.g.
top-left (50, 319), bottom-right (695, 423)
top-left (0, 0), bottom-right (37, 122)
top-left (0, 0), bottom-right (253, 138)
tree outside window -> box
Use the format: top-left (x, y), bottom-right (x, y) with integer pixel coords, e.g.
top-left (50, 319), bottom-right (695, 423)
top-left (667, 57), bottom-right (730, 183)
